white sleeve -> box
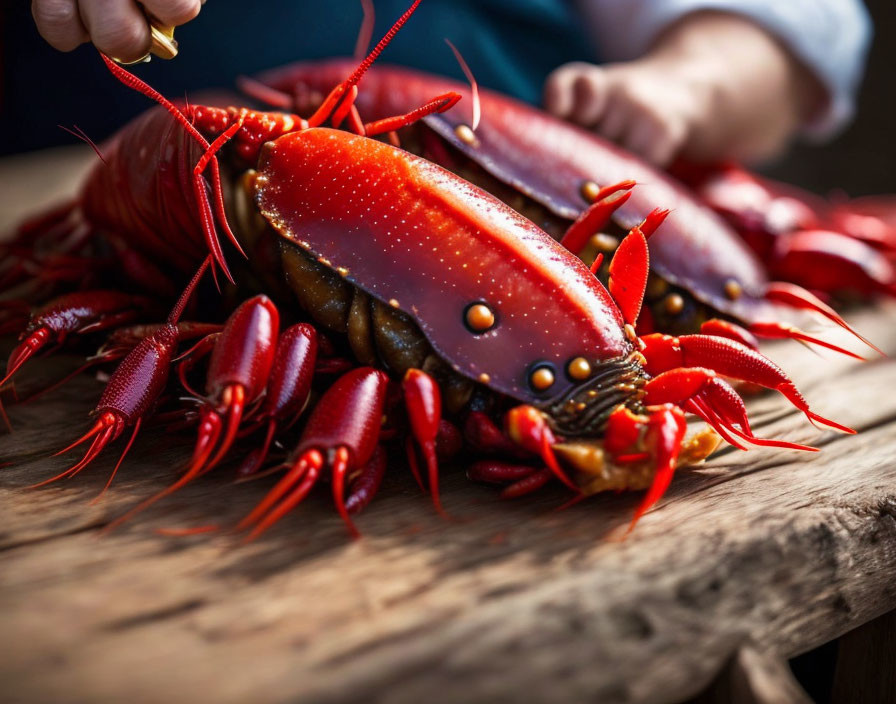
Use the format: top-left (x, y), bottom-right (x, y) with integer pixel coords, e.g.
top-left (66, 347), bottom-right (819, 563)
top-left (576, 0), bottom-right (873, 137)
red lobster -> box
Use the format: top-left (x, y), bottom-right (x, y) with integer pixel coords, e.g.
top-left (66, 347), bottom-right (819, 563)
top-left (245, 59), bottom-right (882, 357)
top-left (0, 4), bottom-right (855, 536)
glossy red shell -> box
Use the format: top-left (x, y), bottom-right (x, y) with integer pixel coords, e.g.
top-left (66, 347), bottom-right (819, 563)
top-left (255, 128), bottom-right (630, 404)
top-left (255, 60), bottom-right (777, 323)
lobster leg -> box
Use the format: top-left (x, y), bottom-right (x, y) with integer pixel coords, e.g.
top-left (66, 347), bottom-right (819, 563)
top-left (238, 367), bottom-right (390, 538)
top-left (344, 446), bottom-right (388, 515)
top-left (2, 291), bottom-right (150, 389)
top-left (237, 324), bottom-right (318, 477)
top-left (468, 461), bottom-right (552, 498)
top-left (765, 281), bottom-right (882, 355)
top-left (505, 405), bottom-right (578, 492)
top-left (630, 405), bottom-right (687, 528)
top-left (640, 333), bottom-right (854, 433)
top-left (560, 180), bottom-right (635, 255)
top-left (402, 368), bottom-right (445, 513)
top-left (607, 209), bottom-right (670, 326)
top-left (125, 296), bottom-right (280, 515)
top-left (643, 367), bottom-right (817, 451)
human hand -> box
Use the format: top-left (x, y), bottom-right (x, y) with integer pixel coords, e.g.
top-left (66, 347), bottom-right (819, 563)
top-left (32, 0), bottom-right (201, 63)
top-left (544, 12), bottom-right (823, 167)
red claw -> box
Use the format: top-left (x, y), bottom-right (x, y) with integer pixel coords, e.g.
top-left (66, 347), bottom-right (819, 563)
top-left (238, 324), bottom-right (319, 477)
top-left (505, 405), bottom-right (577, 492)
top-left (2, 291), bottom-right (149, 389)
top-left (34, 324), bottom-right (179, 491)
top-left (239, 367), bottom-right (389, 538)
top-left (402, 368), bottom-right (444, 513)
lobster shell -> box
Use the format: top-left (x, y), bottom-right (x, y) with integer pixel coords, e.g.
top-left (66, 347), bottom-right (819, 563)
top-left (255, 127), bottom-right (630, 404)
top-left (253, 59), bottom-right (778, 324)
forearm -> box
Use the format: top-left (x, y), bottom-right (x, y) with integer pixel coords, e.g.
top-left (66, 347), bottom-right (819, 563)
top-left (640, 10), bottom-right (824, 161)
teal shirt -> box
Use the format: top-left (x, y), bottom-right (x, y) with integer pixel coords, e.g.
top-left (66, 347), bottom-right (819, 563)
top-left (0, 0), bottom-right (600, 153)
top-left (207, 0), bottom-right (600, 105)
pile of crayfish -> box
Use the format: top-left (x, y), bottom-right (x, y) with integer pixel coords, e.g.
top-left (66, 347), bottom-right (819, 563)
top-left (0, 1), bottom-right (887, 538)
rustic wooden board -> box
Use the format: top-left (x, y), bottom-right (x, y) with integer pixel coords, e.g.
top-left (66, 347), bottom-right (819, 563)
top-left (2, 149), bottom-right (896, 704)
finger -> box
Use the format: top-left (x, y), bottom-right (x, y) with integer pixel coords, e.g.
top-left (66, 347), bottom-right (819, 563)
top-left (569, 67), bottom-right (610, 127)
top-left (595, 97), bottom-right (631, 143)
top-left (142, 0), bottom-right (201, 26)
top-left (544, 62), bottom-right (590, 118)
top-left (79, 0), bottom-right (151, 63)
top-left (622, 117), bottom-right (661, 162)
top-left (644, 118), bottom-right (688, 167)
top-left (32, 0), bottom-right (89, 52)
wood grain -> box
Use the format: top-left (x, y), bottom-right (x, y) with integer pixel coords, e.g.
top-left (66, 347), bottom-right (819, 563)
top-left (2, 149), bottom-right (896, 704)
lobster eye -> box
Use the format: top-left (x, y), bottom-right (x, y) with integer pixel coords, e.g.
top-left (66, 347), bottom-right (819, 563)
top-left (529, 365), bottom-right (556, 392)
top-left (566, 357), bottom-right (592, 381)
top-left (464, 303), bottom-right (495, 333)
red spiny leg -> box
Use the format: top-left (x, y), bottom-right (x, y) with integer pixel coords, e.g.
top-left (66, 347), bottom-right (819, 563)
top-left (468, 461), bottom-right (553, 499)
top-left (117, 297), bottom-right (280, 523)
top-left (344, 446), bottom-right (388, 515)
top-left (765, 281), bottom-right (882, 355)
top-left (364, 92), bottom-right (462, 137)
top-left (238, 324), bottom-right (318, 478)
top-left (748, 321), bottom-right (864, 360)
top-left (640, 333), bottom-right (853, 433)
top-left (608, 209), bottom-right (670, 326)
top-left (505, 406), bottom-right (578, 492)
top-left (238, 367), bottom-right (389, 539)
top-left (402, 369), bottom-right (445, 513)
top-left (644, 368), bottom-right (817, 452)
top-left (630, 405), bottom-right (688, 529)
top-left (601, 404), bottom-right (687, 528)
top-left (306, 0), bottom-right (423, 129)
top-left (560, 181), bottom-right (635, 255)
top-left (3, 291), bottom-right (149, 389)
top-left (699, 319), bottom-right (760, 350)
top-left (33, 324), bottom-right (180, 491)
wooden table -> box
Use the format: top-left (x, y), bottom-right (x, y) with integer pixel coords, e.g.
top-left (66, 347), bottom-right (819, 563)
top-left (2, 148), bottom-right (896, 704)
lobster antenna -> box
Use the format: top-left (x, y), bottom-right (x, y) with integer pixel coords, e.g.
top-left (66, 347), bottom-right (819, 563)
top-left (308, 0), bottom-right (422, 126)
top-left (98, 54), bottom-right (246, 282)
top-left (445, 39), bottom-right (480, 130)
top-left (354, 0), bottom-right (376, 60)
top-left (346, 0), bottom-right (421, 88)
top-left (168, 256), bottom-right (212, 324)
top-left (58, 125), bottom-right (107, 164)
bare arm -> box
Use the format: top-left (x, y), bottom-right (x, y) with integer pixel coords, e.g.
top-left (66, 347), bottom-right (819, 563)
top-left (545, 11), bottom-right (828, 165)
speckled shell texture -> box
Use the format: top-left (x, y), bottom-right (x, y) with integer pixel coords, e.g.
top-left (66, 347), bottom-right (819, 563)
top-left (255, 128), bottom-right (629, 404)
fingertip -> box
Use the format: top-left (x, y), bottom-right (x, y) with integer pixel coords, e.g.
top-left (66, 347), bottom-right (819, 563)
top-left (569, 69), bottom-right (609, 126)
top-left (144, 0), bottom-right (201, 27)
top-left (543, 63), bottom-right (584, 117)
top-left (32, 0), bottom-right (89, 52)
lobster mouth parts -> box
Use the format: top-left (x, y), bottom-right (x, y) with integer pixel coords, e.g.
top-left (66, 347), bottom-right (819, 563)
top-left (537, 352), bottom-right (646, 438)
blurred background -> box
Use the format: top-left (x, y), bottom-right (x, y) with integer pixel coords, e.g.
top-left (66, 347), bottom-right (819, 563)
top-left (0, 0), bottom-right (894, 197)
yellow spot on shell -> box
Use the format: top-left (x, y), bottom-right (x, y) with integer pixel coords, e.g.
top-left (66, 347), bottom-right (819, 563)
top-left (530, 367), bottom-right (555, 391)
top-left (388, 298), bottom-right (400, 308)
top-left (581, 180), bottom-right (601, 203)
top-left (465, 303), bottom-right (495, 332)
top-left (478, 373), bottom-right (491, 384)
top-left (454, 124), bottom-right (477, 145)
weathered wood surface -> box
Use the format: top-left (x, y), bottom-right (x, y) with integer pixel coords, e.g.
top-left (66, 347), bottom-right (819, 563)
top-left (2, 148), bottom-right (896, 704)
